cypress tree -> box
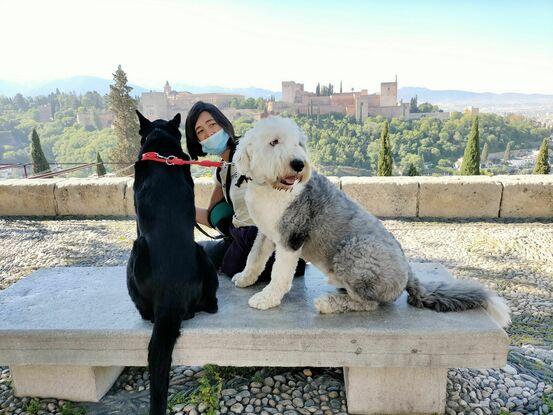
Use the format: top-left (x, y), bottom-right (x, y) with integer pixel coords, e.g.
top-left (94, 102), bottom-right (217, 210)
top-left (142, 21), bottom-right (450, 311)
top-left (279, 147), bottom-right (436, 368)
top-left (316, 83), bottom-right (320, 96)
top-left (533, 138), bottom-right (550, 174)
top-left (410, 95), bottom-right (418, 113)
top-left (340, 80), bottom-right (342, 94)
top-left (460, 116), bottom-right (480, 175)
top-left (30, 128), bottom-right (50, 174)
top-left (405, 163), bottom-right (418, 176)
top-left (481, 142), bottom-right (489, 164)
top-left (96, 152), bottom-right (107, 177)
top-left (377, 121), bottom-right (393, 176)
top-left (107, 65), bottom-right (140, 174)
top-left (504, 142), bottom-right (511, 163)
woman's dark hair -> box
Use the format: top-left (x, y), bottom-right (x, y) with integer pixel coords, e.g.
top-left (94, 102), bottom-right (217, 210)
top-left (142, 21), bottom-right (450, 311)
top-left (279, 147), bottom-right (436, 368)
top-left (185, 101), bottom-right (238, 159)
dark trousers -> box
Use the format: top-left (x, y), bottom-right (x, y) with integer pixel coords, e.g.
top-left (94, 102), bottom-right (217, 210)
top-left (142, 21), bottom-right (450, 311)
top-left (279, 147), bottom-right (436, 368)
top-left (198, 225), bottom-right (305, 280)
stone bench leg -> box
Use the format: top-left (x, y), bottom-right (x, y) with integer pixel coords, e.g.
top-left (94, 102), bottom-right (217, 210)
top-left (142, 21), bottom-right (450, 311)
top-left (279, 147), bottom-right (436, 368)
top-left (10, 365), bottom-right (124, 402)
top-left (344, 366), bottom-right (447, 414)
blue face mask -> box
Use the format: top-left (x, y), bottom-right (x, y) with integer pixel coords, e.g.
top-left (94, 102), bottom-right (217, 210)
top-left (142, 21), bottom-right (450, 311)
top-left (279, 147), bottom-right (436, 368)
top-left (200, 129), bottom-right (230, 156)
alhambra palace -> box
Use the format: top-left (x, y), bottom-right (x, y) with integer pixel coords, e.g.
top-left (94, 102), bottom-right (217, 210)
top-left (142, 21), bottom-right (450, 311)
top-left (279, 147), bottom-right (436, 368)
top-left (138, 79), bottom-right (449, 124)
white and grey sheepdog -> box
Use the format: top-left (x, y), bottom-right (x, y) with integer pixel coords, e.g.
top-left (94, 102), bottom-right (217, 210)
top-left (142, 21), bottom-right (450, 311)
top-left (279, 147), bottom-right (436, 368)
top-left (232, 116), bottom-right (510, 327)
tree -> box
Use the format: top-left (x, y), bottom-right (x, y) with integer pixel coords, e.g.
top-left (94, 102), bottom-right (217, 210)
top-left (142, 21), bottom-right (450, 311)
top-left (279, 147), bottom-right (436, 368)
top-left (409, 95), bottom-right (418, 113)
top-left (339, 80), bottom-right (343, 94)
top-left (13, 93), bottom-right (29, 111)
top-left (503, 142), bottom-right (511, 163)
top-left (316, 83), bottom-right (320, 96)
top-left (533, 138), bottom-right (550, 174)
top-left (405, 163), bottom-right (418, 176)
top-left (107, 65), bottom-right (140, 174)
top-left (30, 129), bottom-right (50, 174)
top-left (481, 142), bottom-right (489, 164)
top-left (377, 121), bottom-right (393, 176)
top-left (460, 116), bottom-right (480, 175)
top-left (96, 152), bottom-right (107, 177)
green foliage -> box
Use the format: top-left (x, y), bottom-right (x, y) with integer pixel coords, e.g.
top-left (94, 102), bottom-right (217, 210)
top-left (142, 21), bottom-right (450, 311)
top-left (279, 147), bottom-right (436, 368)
top-left (409, 95), bottom-right (418, 113)
top-left (186, 364), bottom-right (222, 415)
top-left (50, 125), bottom-right (117, 173)
top-left (2, 89), bottom-right (552, 177)
top-left (25, 398), bottom-right (41, 414)
top-left (96, 151), bottom-right (107, 176)
top-left (229, 112), bottom-right (551, 176)
top-left (417, 102), bottom-right (440, 113)
top-left (481, 142), bottom-right (489, 162)
top-left (504, 141), bottom-right (512, 162)
top-left (460, 116), bottom-right (480, 175)
top-left (533, 138), bottom-right (550, 174)
top-left (377, 121), bottom-right (393, 176)
top-left (107, 65), bottom-right (140, 170)
top-left (60, 402), bottom-right (86, 415)
top-left (30, 128), bottom-right (50, 174)
top-left (229, 97), bottom-right (265, 110)
top-left (405, 163), bottom-right (418, 176)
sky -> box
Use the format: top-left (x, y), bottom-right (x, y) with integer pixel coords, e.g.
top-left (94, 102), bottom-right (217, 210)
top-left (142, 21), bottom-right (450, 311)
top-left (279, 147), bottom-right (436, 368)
top-left (1, 0), bottom-right (552, 94)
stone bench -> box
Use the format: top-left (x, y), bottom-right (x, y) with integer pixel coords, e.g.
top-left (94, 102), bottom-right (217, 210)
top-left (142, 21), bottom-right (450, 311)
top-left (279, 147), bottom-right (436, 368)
top-left (0, 263), bottom-right (508, 414)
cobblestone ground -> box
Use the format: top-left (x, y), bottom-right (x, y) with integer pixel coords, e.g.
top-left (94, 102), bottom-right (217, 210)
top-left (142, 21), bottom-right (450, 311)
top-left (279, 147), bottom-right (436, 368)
top-left (0, 218), bottom-right (551, 415)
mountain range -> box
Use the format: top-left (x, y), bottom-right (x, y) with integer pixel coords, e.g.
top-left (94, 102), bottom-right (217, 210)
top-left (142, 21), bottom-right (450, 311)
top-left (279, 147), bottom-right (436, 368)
top-left (1, 76), bottom-right (552, 109)
top-left (0, 76), bottom-right (279, 99)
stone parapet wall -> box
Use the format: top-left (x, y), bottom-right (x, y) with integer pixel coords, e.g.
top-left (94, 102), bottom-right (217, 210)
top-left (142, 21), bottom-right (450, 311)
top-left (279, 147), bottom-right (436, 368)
top-left (0, 175), bottom-right (551, 218)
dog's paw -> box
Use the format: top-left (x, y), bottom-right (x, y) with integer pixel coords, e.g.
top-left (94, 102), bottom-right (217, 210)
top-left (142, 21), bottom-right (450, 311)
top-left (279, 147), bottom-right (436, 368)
top-left (248, 290), bottom-right (282, 310)
top-left (232, 271), bottom-right (257, 288)
top-left (314, 293), bottom-right (379, 314)
top-left (314, 294), bottom-right (335, 314)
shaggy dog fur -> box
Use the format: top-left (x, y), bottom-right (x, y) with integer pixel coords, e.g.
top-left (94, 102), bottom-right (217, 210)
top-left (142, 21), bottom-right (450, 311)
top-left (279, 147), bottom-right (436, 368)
top-left (232, 116), bottom-right (510, 328)
top-left (127, 111), bottom-right (219, 415)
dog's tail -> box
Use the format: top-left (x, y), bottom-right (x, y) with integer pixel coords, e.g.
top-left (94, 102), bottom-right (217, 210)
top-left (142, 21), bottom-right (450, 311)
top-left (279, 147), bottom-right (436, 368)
top-left (405, 268), bottom-right (510, 328)
top-left (148, 305), bottom-right (182, 415)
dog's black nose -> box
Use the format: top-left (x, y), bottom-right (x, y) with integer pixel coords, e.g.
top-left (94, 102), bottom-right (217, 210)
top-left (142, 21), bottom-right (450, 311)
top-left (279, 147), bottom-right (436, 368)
top-left (290, 159), bottom-right (304, 172)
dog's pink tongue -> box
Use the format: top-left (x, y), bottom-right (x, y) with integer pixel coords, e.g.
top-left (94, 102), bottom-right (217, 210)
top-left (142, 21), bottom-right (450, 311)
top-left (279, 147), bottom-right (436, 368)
top-left (282, 176), bottom-right (296, 185)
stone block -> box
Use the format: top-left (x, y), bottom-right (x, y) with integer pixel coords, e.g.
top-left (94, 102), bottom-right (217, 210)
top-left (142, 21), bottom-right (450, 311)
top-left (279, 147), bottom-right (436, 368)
top-left (497, 175), bottom-right (553, 218)
top-left (54, 178), bottom-right (128, 216)
top-left (194, 177), bottom-right (215, 208)
top-left (344, 366), bottom-right (447, 414)
top-left (11, 365), bottom-right (123, 402)
top-left (0, 179), bottom-right (62, 216)
top-left (418, 176), bottom-right (502, 218)
top-left (124, 178), bottom-right (135, 217)
top-left (341, 177), bottom-right (418, 217)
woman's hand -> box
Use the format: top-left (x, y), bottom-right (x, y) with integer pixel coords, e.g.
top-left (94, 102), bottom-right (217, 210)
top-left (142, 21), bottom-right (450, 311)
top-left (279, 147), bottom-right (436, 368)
top-left (196, 207), bottom-right (209, 227)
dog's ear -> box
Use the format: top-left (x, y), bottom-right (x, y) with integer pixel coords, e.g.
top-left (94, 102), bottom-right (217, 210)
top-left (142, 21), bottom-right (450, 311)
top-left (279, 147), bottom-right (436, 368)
top-left (234, 138), bottom-right (252, 179)
top-left (169, 113), bottom-right (181, 129)
top-left (136, 110), bottom-right (151, 135)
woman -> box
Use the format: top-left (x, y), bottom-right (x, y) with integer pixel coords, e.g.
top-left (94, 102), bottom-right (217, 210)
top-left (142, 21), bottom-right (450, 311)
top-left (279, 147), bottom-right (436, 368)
top-left (185, 101), bottom-right (304, 279)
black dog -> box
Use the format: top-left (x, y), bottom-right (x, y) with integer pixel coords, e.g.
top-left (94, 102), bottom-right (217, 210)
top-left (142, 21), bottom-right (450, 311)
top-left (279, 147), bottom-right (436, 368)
top-left (127, 111), bottom-right (219, 415)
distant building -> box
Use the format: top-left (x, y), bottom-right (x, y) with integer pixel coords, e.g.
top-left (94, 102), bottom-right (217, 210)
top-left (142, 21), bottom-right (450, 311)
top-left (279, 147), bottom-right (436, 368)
top-left (464, 106), bottom-right (479, 115)
top-left (277, 79), bottom-right (411, 120)
top-left (76, 110), bottom-right (114, 129)
top-left (140, 81), bottom-right (245, 121)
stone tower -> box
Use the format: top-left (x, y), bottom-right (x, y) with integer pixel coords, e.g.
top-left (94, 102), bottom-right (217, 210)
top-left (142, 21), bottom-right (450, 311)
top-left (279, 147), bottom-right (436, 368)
top-left (164, 81), bottom-right (172, 95)
top-left (380, 80), bottom-right (398, 107)
top-left (282, 81), bottom-right (304, 103)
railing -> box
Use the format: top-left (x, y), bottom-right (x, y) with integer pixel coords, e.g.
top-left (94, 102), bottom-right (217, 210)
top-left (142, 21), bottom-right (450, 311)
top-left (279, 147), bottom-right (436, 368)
top-left (0, 162), bottom-right (134, 179)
